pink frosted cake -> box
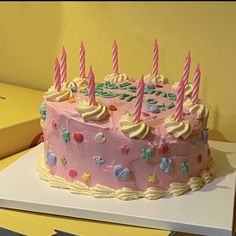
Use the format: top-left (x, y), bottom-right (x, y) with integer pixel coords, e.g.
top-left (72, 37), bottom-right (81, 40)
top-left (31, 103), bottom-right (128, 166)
top-left (37, 43), bottom-right (214, 200)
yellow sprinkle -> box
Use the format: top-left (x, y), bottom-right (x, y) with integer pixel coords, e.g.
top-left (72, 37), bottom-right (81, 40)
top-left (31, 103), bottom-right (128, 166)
top-left (68, 97), bottom-right (76, 103)
top-left (148, 174), bottom-right (158, 183)
top-left (82, 172), bottom-right (91, 182)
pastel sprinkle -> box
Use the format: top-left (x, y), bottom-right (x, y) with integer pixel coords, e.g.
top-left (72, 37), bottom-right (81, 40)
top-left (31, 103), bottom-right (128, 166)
top-left (108, 105), bottom-right (118, 111)
top-left (61, 128), bottom-right (70, 143)
top-left (74, 132), bottom-right (83, 143)
top-left (95, 156), bottom-right (105, 166)
top-left (46, 150), bottom-right (57, 167)
top-left (113, 165), bottom-right (132, 181)
top-left (159, 144), bottom-right (169, 155)
top-left (141, 148), bottom-right (153, 161)
top-left (61, 156), bottom-right (67, 166)
top-left (51, 120), bottom-right (57, 129)
top-left (69, 169), bottom-right (78, 178)
top-left (95, 132), bottom-right (106, 143)
top-left (191, 140), bottom-right (197, 149)
top-left (68, 97), bottom-right (76, 103)
top-left (159, 158), bottom-right (172, 173)
top-left (148, 175), bottom-right (158, 183)
top-left (197, 154), bottom-right (202, 163)
top-left (82, 172), bottom-right (91, 182)
top-left (181, 162), bottom-right (189, 174)
top-left (119, 145), bottom-right (129, 155)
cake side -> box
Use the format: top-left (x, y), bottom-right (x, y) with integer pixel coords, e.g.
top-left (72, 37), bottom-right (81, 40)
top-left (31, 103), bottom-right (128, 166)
top-left (38, 78), bottom-right (214, 200)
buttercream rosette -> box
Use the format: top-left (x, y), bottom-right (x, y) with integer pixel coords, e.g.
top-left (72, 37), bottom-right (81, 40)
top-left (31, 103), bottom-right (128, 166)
top-left (119, 113), bottom-right (150, 139)
top-left (104, 73), bottom-right (129, 83)
top-left (144, 74), bottom-right (168, 84)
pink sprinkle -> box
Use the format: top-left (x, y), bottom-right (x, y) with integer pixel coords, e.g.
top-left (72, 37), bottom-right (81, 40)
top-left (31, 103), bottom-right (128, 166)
top-left (52, 120), bottom-right (57, 129)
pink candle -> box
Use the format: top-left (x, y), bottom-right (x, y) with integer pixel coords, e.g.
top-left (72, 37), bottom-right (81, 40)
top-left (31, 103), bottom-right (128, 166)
top-left (133, 76), bottom-right (145, 123)
top-left (174, 80), bottom-right (185, 122)
top-left (60, 46), bottom-right (67, 83)
top-left (181, 50), bottom-right (191, 86)
top-left (112, 40), bottom-right (118, 74)
top-left (88, 66), bottom-right (96, 106)
top-left (79, 41), bottom-right (85, 78)
top-left (152, 39), bottom-right (159, 76)
top-left (54, 57), bottom-right (61, 92)
top-left (191, 64), bottom-right (201, 103)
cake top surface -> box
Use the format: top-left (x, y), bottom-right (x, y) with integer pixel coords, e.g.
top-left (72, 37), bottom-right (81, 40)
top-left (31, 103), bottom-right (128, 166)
top-left (43, 75), bottom-right (209, 141)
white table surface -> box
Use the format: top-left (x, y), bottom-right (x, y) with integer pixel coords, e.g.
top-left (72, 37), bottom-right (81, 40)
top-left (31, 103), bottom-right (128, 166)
top-left (0, 140), bottom-right (235, 236)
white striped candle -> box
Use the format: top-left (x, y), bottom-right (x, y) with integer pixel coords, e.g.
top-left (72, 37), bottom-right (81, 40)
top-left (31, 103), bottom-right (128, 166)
top-left (79, 41), bottom-right (85, 78)
top-left (192, 64), bottom-right (201, 104)
top-left (174, 80), bottom-right (185, 122)
top-left (152, 39), bottom-right (159, 76)
top-left (60, 46), bottom-right (67, 83)
top-left (133, 76), bottom-right (145, 123)
top-left (88, 66), bottom-right (96, 106)
top-left (181, 50), bottom-right (191, 86)
top-left (54, 57), bottom-right (61, 92)
top-left (112, 40), bottom-right (118, 74)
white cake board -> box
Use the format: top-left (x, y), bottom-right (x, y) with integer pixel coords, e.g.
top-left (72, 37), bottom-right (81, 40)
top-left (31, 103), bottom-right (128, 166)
top-left (0, 141), bottom-right (235, 236)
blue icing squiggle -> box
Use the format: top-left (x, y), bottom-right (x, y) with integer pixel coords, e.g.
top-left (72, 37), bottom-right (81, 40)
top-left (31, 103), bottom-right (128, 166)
top-left (46, 149), bottom-right (57, 167)
top-left (159, 158), bottom-right (172, 173)
top-left (181, 162), bottom-right (189, 174)
top-left (40, 102), bottom-right (46, 121)
top-left (202, 129), bottom-right (208, 144)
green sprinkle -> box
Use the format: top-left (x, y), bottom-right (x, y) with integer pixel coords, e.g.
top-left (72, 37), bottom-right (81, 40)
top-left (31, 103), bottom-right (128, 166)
top-left (166, 102), bottom-right (175, 109)
top-left (61, 156), bottom-right (67, 166)
top-left (125, 94), bottom-right (136, 101)
top-left (160, 92), bottom-right (167, 97)
top-left (167, 93), bottom-right (177, 101)
top-left (119, 82), bottom-right (131, 88)
top-left (99, 91), bottom-right (119, 98)
top-left (144, 98), bottom-right (157, 105)
top-left (155, 90), bottom-right (162, 96)
top-left (127, 86), bottom-right (137, 93)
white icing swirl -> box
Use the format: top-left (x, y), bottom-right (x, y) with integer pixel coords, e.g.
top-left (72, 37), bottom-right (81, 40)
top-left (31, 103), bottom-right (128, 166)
top-left (72, 77), bottom-right (87, 88)
top-left (184, 98), bottom-right (209, 119)
top-left (116, 188), bottom-right (143, 200)
top-left (76, 99), bottom-right (109, 121)
top-left (144, 74), bottom-right (167, 84)
top-left (163, 116), bottom-right (192, 139)
top-left (91, 185), bottom-right (116, 198)
top-left (144, 187), bottom-right (167, 200)
top-left (168, 183), bottom-right (190, 196)
top-left (172, 82), bottom-right (193, 96)
top-left (45, 82), bottom-right (73, 102)
top-left (119, 113), bottom-right (150, 139)
top-left (201, 170), bottom-right (212, 184)
top-left (104, 73), bottom-right (129, 83)
top-left (188, 177), bottom-right (203, 191)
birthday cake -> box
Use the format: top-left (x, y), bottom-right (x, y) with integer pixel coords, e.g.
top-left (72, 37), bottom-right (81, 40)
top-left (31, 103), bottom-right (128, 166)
top-left (37, 41), bottom-right (214, 200)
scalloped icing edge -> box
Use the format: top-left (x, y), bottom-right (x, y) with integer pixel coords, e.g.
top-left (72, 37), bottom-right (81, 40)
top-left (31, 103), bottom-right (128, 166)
top-left (37, 154), bottom-right (215, 201)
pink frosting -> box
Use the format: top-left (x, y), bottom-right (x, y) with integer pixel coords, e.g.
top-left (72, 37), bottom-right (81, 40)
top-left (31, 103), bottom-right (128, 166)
top-left (42, 81), bottom-right (210, 191)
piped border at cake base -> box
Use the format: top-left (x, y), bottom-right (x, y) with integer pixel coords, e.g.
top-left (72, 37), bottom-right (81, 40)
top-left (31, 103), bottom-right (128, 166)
top-left (36, 155), bottom-right (215, 201)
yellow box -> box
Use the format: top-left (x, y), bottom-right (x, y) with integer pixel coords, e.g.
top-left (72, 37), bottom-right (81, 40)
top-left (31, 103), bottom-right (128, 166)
top-left (0, 83), bottom-right (43, 159)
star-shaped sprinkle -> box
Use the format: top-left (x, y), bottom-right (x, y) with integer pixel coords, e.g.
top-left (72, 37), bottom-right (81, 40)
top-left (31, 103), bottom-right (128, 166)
top-left (95, 156), bottom-right (105, 166)
top-left (61, 156), bottom-right (67, 166)
top-left (82, 172), bottom-right (91, 182)
top-left (119, 145), bottom-right (129, 155)
top-left (68, 97), bottom-right (76, 103)
top-left (61, 128), bottom-right (70, 143)
top-left (148, 175), bottom-right (158, 183)
top-left (191, 140), bottom-right (197, 149)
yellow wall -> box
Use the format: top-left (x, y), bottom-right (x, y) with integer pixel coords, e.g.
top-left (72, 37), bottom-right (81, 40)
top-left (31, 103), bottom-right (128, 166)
top-left (0, 2), bottom-right (235, 142)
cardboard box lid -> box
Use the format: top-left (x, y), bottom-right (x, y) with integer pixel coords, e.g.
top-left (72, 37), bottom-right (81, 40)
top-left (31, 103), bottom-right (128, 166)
top-left (0, 83), bottom-right (43, 158)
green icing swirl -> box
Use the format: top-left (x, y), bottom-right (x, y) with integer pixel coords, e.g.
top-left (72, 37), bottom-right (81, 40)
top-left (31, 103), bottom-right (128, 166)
top-left (166, 102), bottom-right (175, 109)
top-left (144, 98), bottom-right (157, 105)
top-left (155, 90), bottom-right (162, 96)
top-left (127, 86), bottom-right (137, 93)
top-left (167, 93), bottom-right (176, 101)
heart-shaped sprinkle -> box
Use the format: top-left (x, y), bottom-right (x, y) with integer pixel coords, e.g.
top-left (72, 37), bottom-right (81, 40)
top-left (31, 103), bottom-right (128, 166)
top-left (95, 132), bottom-right (106, 143)
top-left (108, 105), bottom-right (118, 111)
top-left (197, 154), bottom-right (202, 163)
top-left (159, 144), bottom-right (169, 155)
top-left (119, 145), bottom-right (129, 155)
top-left (46, 150), bottom-right (57, 167)
top-left (69, 169), bottom-right (78, 178)
top-left (51, 120), bottom-right (57, 129)
top-left (113, 165), bottom-right (132, 181)
top-left (74, 132), bottom-right (83, 143)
